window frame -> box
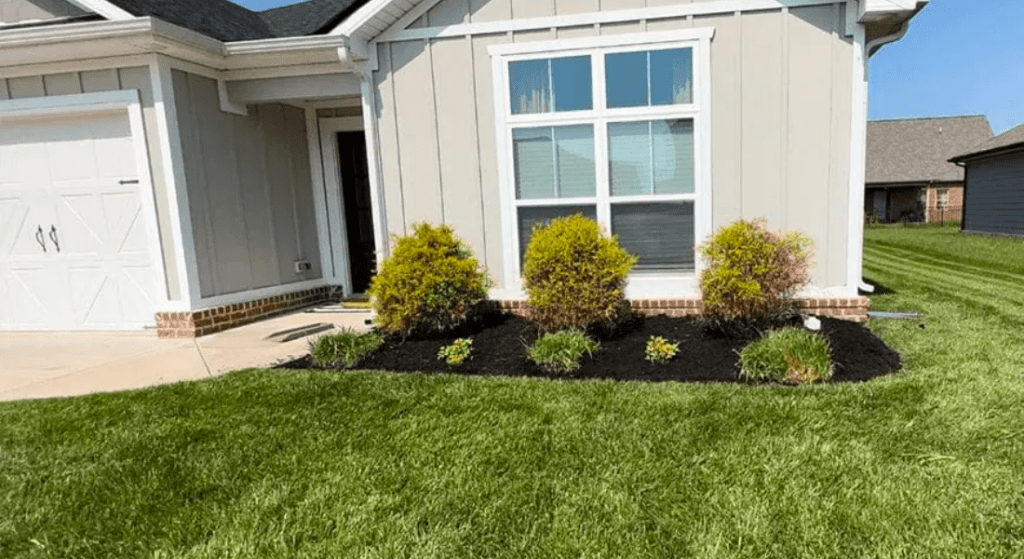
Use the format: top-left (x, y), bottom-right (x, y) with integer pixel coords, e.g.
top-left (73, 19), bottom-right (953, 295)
top-left (489, 28), bottom-right (715, 298)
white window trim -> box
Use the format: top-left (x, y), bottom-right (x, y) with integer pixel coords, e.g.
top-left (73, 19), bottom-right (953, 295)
top-left (489, 29), bottom-right (714, 300)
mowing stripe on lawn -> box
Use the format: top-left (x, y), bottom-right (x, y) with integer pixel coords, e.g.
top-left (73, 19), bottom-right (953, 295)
top-left (863, 247), bottom-right (1024, 304)
top-left (867, 237), bottom-right (1024, 275)
top-left (863, 243), bottom-right (1024, 285)
top-left (862, 251), bottom-right (1024, 309)
top-left (862, 256), bottom-right (1024, 327)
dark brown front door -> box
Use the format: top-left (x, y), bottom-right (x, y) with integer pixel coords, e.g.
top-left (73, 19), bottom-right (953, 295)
top-left (336, 131), bottom-right (376, 294)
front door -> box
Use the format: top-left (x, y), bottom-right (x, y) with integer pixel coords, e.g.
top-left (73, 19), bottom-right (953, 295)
top-left (335, 131), bottom-right (376, 294)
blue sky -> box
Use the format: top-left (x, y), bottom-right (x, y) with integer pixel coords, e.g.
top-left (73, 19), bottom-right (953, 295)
top-left (869, 1), bottom-right (1024, 134)
top-left (237, 0), bottom-right (1023, 134)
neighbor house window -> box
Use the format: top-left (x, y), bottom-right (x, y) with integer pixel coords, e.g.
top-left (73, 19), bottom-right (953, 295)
top-left (936, 188), bottom-right (949, 211)
top-left (492, 30), bottom-right (712, 293)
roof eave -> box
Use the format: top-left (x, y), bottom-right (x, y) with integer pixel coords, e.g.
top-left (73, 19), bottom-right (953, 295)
top-left (950, 144), bottom-right (1024, 165)
top-left (0, 17), bottom-right (355, 76)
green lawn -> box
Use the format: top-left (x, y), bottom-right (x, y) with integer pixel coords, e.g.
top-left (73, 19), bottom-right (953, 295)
top-left (2, 227), bottom-right (1023, 558)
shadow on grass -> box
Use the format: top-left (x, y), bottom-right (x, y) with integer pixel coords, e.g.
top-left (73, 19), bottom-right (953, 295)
top-left (862, 277), bottom-right (896, 295)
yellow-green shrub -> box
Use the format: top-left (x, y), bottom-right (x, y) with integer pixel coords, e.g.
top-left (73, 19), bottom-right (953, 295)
top-left (368, 223), bottom-right (490, 335)
top-left (699, 219), bottom-right (812, 320)
top-left (522, 215), bottom-right (636, 332)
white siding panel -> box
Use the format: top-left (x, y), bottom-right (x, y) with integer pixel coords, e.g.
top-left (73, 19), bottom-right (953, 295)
top-left (374, 42), bottom-right (408, 237)
top-left (740, 10), bottom-right (783, 224)
top-left (468, 0), bottom-right (510, 23)
top-left (786, 5), bottom-right (834, 287)
top-left (700, 12), bottom-right (742, 227)
top-left (390, 40), bottom-right (444, 226)
top-left (431, 37), bottom-right (487, 262)
top-left (42, 72), bottom-right (81, 96)
top-left (6, 76), bottom-right (45, 98)
top-left (827, 4), bottom-right (852, 287)
top-left (79, 69), bottom-right (120, 93)
top-left (472, 33), bottom-right (509, 283)
top-left (427, 0), bottom-right (470, 25)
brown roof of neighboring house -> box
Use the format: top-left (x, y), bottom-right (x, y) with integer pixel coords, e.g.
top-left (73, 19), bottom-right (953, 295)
top-left (949, 124), bottom-right (1024, 163)
top-left (866, 115), bottom-right (993, 185)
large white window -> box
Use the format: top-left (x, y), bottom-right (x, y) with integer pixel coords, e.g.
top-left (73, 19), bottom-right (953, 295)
top-left (491, 29), bottom-right (714, 296)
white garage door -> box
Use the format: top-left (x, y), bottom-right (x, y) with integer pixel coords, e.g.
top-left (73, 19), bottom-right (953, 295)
top-left (0, 110), bottom-right (161, 330)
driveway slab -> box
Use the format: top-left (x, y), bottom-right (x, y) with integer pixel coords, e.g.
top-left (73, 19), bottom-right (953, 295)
top-left (0, 308), bottom-right (371, 402)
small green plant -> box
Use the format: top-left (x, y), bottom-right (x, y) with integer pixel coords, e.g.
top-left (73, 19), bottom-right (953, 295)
top-left (699, 219), bottom-right (812, 321)
top-left (438, 338), bottom-right (473, 366)
top-left (645, 336), bottom-right (680, 363)
top-left (739, 327), bottom-right (833, 384)
top-left (527, 328), bottom-right (600, 374)
top-left (368, 223), bottom-right (491, 336)
top-left (522, 215), bottom-right (636, 333)
top-left (309, 328), bottom-right (383, 369)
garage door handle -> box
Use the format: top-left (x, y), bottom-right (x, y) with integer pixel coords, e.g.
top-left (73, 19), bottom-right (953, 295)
top-left (35, 226), bottom-right (47, 253)
top-left (119, 179), bottom-right (139, 185)
top-left (49, 226), bottom-right (60, 253)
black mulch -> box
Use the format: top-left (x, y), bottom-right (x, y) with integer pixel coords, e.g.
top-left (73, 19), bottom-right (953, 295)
top-left (278, 312), bottom-right (902, 384)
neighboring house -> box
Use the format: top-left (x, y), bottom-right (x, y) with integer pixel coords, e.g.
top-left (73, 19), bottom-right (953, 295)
top-left (865, 115), bottom-right (993, 224)
top-left (949, 125), bottom-right (1024, 238)
top-left (0, 0), bottom-right (928, 336)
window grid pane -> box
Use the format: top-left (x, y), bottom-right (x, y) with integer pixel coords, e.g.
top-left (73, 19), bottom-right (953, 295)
top-left (514, 125), bottom-right (596, 200)
top-left (510, 56), bottom-right (592, 115)
top-left (609, 119), bottom-right (694, 197)
top-left (518, 205), bottom-right (598, 264)
top-left (612, 202), bottom-right (695, 272)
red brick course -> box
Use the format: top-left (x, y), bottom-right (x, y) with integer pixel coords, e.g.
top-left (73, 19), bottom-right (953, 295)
top-left (499, 297), bottom-right (870, 323)
top-left (155, 287), bottom-right (332, 338)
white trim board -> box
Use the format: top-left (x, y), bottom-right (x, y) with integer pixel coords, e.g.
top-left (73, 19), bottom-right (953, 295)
top-left (0, 89), bottom-right (172, 313)
top-left (377, 0), bottom-right (840, 42)
top-left (317, 116), bottom-right (366, 295)
top-left (67, 0), bottom-right (134, 20)
top-left (150, 55), bottom-right (202, 308)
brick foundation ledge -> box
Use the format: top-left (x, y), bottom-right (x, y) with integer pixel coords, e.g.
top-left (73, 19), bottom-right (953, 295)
top-left (499, 297), bottom-right (871, 323)
top-left (156, 287), bottom-right (333, 338)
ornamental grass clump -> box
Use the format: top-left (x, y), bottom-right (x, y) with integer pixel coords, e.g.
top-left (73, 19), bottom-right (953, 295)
top-left (645, 336), bottom-right (680, 363)
top-left (739, 327), bottom-right (834, 384)
top-left (528, 328), bottom-right (600, 374)
top-left (522, 215), bottom-right (636, 333)
top-left (309, 328), bottom-right (383, 369)
top-left (438, 338), bottom-right (473, 366)
top-left (368, 223), bottom-right (491, 336)
top-left (699, 219), bottom-right (812, 337)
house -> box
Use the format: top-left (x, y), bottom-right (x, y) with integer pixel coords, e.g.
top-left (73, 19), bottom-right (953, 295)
top-left (949, 125), bottom-right (1024, 238)
top-left (865, 115), bottom-right (992, 224)
top-left (0, 0), bottom-right (928, 336)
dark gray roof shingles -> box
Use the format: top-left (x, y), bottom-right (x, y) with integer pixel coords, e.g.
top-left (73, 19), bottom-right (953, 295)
top-left (950, 125), bottom-right (1024, 162)
top-left (104, 0), bottom-right (370, 42)
top-left (261, 0), bottom-right (364, 38)
top-left (866, 115), bottom-right (993, 185)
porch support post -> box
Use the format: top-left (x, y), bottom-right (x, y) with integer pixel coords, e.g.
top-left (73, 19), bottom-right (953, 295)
top-left (359, 62), bottom-right (390, 268)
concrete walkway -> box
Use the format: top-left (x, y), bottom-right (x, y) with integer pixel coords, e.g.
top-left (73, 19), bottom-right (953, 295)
top-left (0, 307), bottom-right (372, 402)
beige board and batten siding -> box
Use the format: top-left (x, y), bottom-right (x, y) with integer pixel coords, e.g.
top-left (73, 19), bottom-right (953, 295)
top-left (372, 0), bottom-right (854, 291)
top-left (170, 71), bottom-right (322, 299)
top-left (0, 66), bottom-right (182, 300)
top-left (0, 0), bottom-right (87, 23)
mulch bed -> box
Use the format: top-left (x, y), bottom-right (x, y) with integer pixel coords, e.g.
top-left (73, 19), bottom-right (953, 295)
top-left (278, 312), bottom-right (902, 384)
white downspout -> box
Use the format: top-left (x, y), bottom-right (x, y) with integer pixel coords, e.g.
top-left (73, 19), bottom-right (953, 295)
top-left (854, 19), bottom-right (912, 295)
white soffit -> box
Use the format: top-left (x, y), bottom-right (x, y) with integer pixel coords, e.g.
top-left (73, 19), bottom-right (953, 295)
top-left (859, 0), bottom-right (929, 23)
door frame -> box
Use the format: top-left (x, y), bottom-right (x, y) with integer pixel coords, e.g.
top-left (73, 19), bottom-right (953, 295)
top-left (318, 116), bottom-right (365, 296)
top-left (0, 90), bottom-right (169, 328)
